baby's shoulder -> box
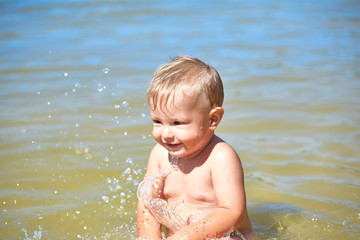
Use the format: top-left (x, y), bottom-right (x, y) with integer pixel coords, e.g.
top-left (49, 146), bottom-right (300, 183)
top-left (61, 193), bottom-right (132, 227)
top-left (209, 137), bottom-right (240, 164)
top-left (211, 136), bottom-right (238, 155)
top-left (147, 144), bottom-right (167, 169)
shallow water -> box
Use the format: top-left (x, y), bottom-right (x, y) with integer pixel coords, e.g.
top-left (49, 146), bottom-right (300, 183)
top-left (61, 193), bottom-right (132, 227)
top-left (1, 0), bottom-right (359, 239)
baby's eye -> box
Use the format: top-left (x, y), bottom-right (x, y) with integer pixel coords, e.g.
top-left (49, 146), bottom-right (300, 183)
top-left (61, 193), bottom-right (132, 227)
top-left (174, 121), bottom-right (182, 125)
top-left (153, 120), bottom-right (162, 124)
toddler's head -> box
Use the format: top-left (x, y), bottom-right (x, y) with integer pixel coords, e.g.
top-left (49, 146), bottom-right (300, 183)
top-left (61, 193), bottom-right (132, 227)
top-left (147, 56), bottom-right (224, 111)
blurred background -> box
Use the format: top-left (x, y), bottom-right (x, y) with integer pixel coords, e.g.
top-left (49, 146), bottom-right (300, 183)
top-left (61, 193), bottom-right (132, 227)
top-left (0, 0), bottom-right (359, 239)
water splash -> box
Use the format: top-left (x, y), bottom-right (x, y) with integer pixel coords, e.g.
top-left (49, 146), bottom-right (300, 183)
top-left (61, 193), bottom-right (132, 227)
top-left (122, 167), bottom-right (131, 177)
top-left (136, 159), bottom-right (248, 240)
top-left (97, 83), bottom-right (106, 92)
top-left (121, 101), bottom-right (129, 107)
top-left (22, 225), bottom-right (44, 240)
top-left (102, 195), bottom-right (110, 203)
top-left (102, 68), bottom-right (110, 75)
top-left (137, 157), bottom-right (186, 232)
top-left (95, 67), bottom-right (110, 93)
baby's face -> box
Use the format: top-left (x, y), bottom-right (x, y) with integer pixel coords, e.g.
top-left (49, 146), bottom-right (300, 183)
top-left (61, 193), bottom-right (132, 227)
top-left (150, 90), bottom-right (214, 160)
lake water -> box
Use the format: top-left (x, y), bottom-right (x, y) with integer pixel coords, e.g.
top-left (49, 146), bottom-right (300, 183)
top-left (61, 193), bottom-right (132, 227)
top-left (1, 0), bottom-right (359, 239)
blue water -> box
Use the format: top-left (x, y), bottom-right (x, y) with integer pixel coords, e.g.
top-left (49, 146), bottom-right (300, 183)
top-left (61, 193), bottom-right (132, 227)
top-left (1, 0), bottom-right (359, 239)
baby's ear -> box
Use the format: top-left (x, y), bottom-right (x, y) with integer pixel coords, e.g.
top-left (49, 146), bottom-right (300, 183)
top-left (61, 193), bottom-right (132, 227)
top-left (209, 107), bottom-right (224, 131)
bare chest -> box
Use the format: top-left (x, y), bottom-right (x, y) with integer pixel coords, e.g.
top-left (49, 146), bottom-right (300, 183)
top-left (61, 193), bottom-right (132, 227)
top-left (163, 166), bottom-right (217, 206)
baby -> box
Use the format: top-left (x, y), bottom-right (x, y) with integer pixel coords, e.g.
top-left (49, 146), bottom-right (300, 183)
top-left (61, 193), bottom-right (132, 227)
top-left (136, 56), bottom-right (257, 240)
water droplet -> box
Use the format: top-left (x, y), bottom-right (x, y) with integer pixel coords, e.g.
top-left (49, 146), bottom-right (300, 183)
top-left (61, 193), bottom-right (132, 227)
top-left (124, 131), bottom-right (127, 136)
top-left (104, 156), bottom-right (109, 162)
top-left (114, 104), bottom-right (120, 109)
top-left (97, 83), bottom-right (106, 92)
top-left (75, 83), bottom-right (81, 88)
top-left (102, 195), bottom-right (109, 203)
top-left (121, 167), bottom-right (131, 176)
top-left (102, 68), bottom-right (110, 75)
top-left (64, 72), bottom-right (68, 77)
top-left (106, 178), bottom-right (111, 183)
top-left (141, 113), bottom-right (146, 118)
top-left (126, 158), bottom-right (133, 164)
top-left (121, 101), bottom-right (129, 107)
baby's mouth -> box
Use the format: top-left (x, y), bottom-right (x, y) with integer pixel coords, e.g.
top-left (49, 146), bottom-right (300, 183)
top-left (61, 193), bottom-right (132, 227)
top-left (165, 143), bottom-right (181, 149)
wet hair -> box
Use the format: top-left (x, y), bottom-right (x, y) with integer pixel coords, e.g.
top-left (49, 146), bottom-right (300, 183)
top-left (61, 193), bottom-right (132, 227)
top-left (147, 55), bottom-right (224, 110)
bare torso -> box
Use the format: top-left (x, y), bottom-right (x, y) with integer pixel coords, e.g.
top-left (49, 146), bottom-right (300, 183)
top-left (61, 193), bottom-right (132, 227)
top-left (156, 138), bottom-right (256, 239)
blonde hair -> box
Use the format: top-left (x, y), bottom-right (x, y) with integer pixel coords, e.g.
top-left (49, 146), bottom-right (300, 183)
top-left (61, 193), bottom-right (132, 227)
top-left (147, 55), bottom-right (224, 110)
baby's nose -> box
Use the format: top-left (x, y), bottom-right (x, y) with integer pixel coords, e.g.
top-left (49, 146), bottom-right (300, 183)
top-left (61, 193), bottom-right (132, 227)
top-left (161, 126), bottom-right (174, 140)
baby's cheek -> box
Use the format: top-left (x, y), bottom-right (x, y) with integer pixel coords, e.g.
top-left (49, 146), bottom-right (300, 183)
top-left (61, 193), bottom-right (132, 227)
top-left (152, 130), bottom-right (162, 143)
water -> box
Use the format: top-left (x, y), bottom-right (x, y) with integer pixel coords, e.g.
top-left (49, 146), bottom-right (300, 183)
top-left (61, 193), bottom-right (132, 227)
top-left (1, 0), bottom-right (359, 239)
top-left (137, 156), bottom-right (186, 233)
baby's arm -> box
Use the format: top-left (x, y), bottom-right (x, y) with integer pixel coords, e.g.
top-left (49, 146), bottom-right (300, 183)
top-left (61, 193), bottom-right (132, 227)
top-left (136, 200), bottom-right (162, 240)
top-left (136, 144), bottom-right (166, 240)
top-left (168, 142), bottom-right (247, 240)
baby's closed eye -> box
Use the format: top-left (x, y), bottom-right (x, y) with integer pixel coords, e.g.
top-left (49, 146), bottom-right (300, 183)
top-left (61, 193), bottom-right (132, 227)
top-left (152, 119), bottom-right (162, 124)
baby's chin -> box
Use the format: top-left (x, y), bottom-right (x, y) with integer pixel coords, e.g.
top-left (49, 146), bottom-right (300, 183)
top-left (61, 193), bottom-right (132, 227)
top-left (168, 151), bottom-right (185, 158)
top-left (164, 144), bottom-right (206, 160)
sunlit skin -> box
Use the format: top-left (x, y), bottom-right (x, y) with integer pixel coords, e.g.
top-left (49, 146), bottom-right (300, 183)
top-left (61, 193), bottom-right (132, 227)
top-left (136, 89), bottom-right (257, 240)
